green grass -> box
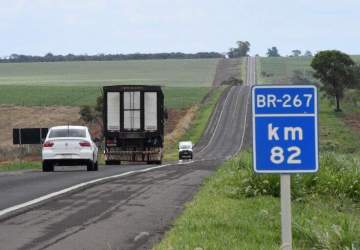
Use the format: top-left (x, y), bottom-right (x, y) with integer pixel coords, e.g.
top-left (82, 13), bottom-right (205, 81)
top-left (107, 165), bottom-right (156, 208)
top-left (0, 161), bottom-right (41, 171)
top-left (155, 97), bottom-right (360, 249)
top-left (181, 87), bottom-right (226, 145)
top-left (0, 59), bottom-right (218, 87)
top-left (164, 87), bottom-right (226, 161)
top-left (156, 152), bottom-right (360, 250)
top-left (258, 55), bottom-right (360, 84)
top-left (320, 98), bottom-right (360, 154)
top-left (0, 85), bottom-right (210, 109)
top-left (258, 57), bottom-right (314, 84)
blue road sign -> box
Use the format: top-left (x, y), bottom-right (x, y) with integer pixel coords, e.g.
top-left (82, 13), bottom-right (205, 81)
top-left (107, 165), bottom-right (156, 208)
top-left (252, 85), bottom-right (319, 173)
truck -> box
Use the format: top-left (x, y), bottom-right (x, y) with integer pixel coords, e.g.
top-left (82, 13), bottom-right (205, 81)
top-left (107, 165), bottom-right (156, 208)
top-left (103, 85), bottom-right (164, 165)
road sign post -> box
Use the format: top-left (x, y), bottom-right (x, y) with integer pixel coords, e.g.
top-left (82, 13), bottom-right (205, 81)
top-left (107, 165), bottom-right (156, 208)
top-left (280, 174), bottom-right (292, 250)
top-left (252, 85), bottom-right (319, 250)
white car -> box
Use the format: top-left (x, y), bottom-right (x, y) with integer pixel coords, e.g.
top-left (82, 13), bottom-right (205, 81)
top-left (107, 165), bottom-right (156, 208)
top-left (42, 126), bottom-right (99, 172)
top-left (178, 141), bottom-right (193, 160)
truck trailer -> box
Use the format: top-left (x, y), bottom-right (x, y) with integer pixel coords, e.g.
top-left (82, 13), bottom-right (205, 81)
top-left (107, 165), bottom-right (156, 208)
top-left (103, 85), bottom-right (164, 165)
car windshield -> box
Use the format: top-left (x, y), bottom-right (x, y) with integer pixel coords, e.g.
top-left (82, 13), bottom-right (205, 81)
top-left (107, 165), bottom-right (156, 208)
top-left (180, 144), bottom-right (192, 150)
top-left (49, 128), bottom-right (86, 138)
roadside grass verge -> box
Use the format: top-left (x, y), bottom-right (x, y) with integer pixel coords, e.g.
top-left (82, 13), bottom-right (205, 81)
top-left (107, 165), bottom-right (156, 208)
top-left (155, 151), bottom-right (360, 250)
top-left (164, 87), bottom-right (225, 161)
top-left (0, 161), bottom-right (41, 171)
top-left (155, 97), bottom-right (360, 249)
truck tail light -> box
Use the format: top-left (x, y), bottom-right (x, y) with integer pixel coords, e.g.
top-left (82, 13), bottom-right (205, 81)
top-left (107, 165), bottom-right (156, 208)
top-left (79, 141), bottom-right (91, 147)
top-left (43, 141), bottom-right (54, 148)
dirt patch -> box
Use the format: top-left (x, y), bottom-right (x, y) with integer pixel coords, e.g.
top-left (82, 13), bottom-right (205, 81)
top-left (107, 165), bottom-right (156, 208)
top-left (0, 105), bottom-right (81, 162)
top-left (0, 105), bottom-right (81, 147)
top-left (165, 108), bottom-right (189, 134)
top-left (344, 112), bottom-right (360, 133)
top-left (165, 106), bottom-right (198, 146)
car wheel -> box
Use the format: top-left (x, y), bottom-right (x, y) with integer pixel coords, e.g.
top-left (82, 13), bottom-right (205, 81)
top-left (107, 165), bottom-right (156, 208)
top-left (87, 161), bottom-right (95, 171)
top-left (94, 161), bottom-right (99, 171)
top-left (42, 161), bottom-right (54, 172)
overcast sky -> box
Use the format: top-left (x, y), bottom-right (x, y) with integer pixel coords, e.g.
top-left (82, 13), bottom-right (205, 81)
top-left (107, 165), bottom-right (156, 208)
top-left (0, 0), bottom-right (359, 56)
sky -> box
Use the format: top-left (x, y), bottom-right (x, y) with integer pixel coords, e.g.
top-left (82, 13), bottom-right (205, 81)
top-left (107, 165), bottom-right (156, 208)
top-left (0, 0), bottom-right (359, 57)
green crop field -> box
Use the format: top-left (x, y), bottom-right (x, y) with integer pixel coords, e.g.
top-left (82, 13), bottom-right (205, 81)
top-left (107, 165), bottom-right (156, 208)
top-left (0, 59), bottom-right (218, 87)
top-left (0, 58), bottom-right (220, 108)
top-left (258, 55), bottom-right (360, 84)
top-left (257, 57), bottom-right (314, 84)
top-left (0, 85), bottom-right (209, 109)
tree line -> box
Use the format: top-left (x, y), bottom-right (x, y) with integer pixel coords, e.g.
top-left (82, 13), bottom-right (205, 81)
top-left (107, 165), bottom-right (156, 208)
top-left (227, 41), bottom-right (313, 58)
top-left (0, 52), bottom-right (224, 63)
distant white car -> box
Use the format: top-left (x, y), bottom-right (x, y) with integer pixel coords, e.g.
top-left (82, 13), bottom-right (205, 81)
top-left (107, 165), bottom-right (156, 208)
top-left (42, 126), bottom-right (99, 172)
top-left (178, 141), bottom-right (193, 160)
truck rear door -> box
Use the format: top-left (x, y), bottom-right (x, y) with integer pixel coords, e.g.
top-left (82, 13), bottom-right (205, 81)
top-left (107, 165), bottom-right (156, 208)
top-left (124, 91), bottom-right (141, 131)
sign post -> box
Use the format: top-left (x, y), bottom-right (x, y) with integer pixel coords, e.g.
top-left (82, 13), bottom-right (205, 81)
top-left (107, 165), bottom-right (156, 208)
top-left (252, 85), bottom-right (319, 249)
top-left (280, 174), bottom-right (292, 249)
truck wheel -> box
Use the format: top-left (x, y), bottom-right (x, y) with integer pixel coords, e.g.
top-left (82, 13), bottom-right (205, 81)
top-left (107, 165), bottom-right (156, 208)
top-left (42, 162), bottom-right (54, 172)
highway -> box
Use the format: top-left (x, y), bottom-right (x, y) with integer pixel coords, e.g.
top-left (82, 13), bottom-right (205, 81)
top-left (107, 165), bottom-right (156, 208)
top-left (0, 57), bottom-right (256, 250)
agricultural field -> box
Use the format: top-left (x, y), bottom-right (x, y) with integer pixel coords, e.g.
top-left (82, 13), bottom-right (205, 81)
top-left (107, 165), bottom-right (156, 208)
top-left (257, 55), bottom-right (360, 84)
top-left (0, 85), bottom-right (210, 109)
top-left (0, 58), bottom-right (218, 108)
top-left (257, 57), bottom-right (315, 84)
top-left (0, 59), bottom-right (218, 87)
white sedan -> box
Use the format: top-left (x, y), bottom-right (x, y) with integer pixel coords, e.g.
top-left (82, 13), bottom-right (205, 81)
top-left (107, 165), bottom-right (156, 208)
top-left (42, 126), bottom-right (99, 172)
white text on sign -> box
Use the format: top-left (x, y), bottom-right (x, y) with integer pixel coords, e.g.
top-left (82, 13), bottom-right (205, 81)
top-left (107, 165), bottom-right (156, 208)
top-left (256, 94), bottom-right (313, 108)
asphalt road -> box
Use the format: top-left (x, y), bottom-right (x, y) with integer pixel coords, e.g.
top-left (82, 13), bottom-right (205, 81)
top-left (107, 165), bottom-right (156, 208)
top-left (0, 57), bottom-right (256, 250)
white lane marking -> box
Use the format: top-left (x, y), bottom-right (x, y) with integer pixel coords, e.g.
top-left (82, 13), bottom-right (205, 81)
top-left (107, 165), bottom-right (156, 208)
top-left (197, 87), bottom-right (234, 155)
top-left (237, 87), bottom-right (251, 154)
top-left (0, 163), bottom-right (176, 218)
top-left (0, 157), bottom-right (210, 218)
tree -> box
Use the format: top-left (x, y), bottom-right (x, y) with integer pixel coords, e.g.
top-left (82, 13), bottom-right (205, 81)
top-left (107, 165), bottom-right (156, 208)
top-left (267, 47), bottom-right (280, 57)
top-left (304, 50), bottom-right (313, 57)
top-left (228, 41), bottom-right (250, 58)
top-left (311, 50), bottom-right (357, 112)
top-left (291, 50), bottom-right (301, 57)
